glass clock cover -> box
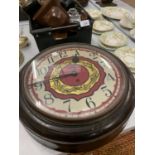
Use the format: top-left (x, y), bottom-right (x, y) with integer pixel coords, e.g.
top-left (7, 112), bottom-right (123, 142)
top-left (22, 43), bottom-right (128, 121)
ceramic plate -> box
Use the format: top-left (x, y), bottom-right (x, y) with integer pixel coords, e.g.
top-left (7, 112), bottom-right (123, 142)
top-left (92, 30), bottom-right (103, 35)
top-left (120, 12), bottom-right (135, 29)
top-left (19, 36), bottom-right (29, 48)
top-left (98, 41), bottom-right (117, 51)
top-left (130, 28), bottom-right (135, 39)
top-left (100, 31), bottom-right (128, 48)
top-left (101, 7), bottom-right (129, 20)
top-left (114, 46), bottom-right (135, 70)
top-left (85, 9), bottom-right (102, 20)
top-left (19, 50), bottom-right (24, 66)
top-left (93, 20), bottom-right (114, 32)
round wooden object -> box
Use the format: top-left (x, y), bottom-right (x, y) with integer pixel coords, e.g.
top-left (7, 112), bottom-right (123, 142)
top-left (19, 43), bottom-right (134, 153)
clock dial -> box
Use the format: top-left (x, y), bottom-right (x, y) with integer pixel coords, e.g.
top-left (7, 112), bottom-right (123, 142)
top-left (23, 46), bottom-right (125, 120)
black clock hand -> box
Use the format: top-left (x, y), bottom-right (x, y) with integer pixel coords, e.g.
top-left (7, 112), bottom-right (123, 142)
top-left (53, 71), bottom-right (78, 80)
top-left (28, 71), bottom-right (78, 86)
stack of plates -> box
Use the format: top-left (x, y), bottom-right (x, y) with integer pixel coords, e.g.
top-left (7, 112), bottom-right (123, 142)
top-left (101, 7), bottom-right (129, 20)
top-left (93, 20), bottom-right (114, 35)
top-left (99, 31), bottom-right (128, 51)
top-left (114, 46), bottom-right (135, 73)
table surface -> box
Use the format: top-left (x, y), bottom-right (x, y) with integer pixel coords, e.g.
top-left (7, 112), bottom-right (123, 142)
top-left (19, 1), bottom-right (135, 154)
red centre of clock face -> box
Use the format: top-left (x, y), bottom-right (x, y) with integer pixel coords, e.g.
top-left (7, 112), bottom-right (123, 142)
top-left (44, 56), bottom-right (106, 100)
top-left (60, 64), bottom-right (89, 86)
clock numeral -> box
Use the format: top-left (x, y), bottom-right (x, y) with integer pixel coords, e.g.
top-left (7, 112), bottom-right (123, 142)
top-left (68, 104), bottom-right (71, 112)
top-left (63, 100), bottom-right (71, 112)
top-left (74, 49), bottom-right (80, 56)
top-left (86, 97), bottom-right (96, 109)
top-left (59, 50), bottom-right (68, 58)
top-left (44, 94), bottom-right (54, 105)
top-left (33, 82), bottom-right (43, 90)
top-left (101, 85), bottom-right (112, 97)
top-left (99, 60), bottom-right (106, 67)
top-left (63, 99), bottom-right (71, 104)
top-left (47, 55), bottom-right (54, 64)
top-left (93, 56), bottom-right (98, 60)
top-left (89, 52), bottom-right (98, 60)
top-left (107, 73), bottom-right (115, 81)
top-left (37, 67), bottom-right (48, 76)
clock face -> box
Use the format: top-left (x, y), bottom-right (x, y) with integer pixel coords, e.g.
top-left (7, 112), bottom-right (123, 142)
top-left (23, 45), bottom-right (126, 120)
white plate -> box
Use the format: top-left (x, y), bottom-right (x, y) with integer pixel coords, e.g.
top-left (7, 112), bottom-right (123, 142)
top-left (130, 28), bottom-right (135, 39)
top-left (120, 12), bottom-right (135, 29)
top-left (100, 31), bottom-right (128, 48)
top-left (114, 46), bottom-right (135, 70)
top-left (92, 30), bottom-right (103, 35)
top-left (93, 20), bottom-right (114, 32)
top-left (98, 41), bottom-right (117, 51)
top-left (85, 9), bottom-right (102, 20)
top-left (19, 50), bottom-right (24, 66)
top-left (101, 7), bottom-right (129, 20)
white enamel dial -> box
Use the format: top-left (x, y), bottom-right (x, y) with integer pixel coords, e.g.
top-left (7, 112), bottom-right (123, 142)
top-left (24, 47), bottom-right (122, 120)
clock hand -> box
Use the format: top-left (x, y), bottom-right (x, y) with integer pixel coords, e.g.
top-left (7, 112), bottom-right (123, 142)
top-left (54, 71), bottom-right (78, 80)
top-left (28, 71), bottom-right (78, 86)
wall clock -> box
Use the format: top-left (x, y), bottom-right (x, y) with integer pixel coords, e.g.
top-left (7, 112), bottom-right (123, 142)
top-left (19, 43), bottom-right (134, 153)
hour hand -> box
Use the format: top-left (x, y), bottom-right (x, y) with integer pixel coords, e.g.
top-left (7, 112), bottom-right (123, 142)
top-left (53, 71), bottom-right (78, 80)
top-left (28, 71), bottom-right (78, 86)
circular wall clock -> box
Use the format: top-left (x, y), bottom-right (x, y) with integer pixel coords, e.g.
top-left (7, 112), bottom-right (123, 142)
top-left (19, 43), bottom-right (135, 153)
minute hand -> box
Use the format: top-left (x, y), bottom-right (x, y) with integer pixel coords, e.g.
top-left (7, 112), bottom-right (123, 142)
top-left (52, 71), bottom-right (78, 80)
top-left (29, 71), bottom-right (78, 86)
